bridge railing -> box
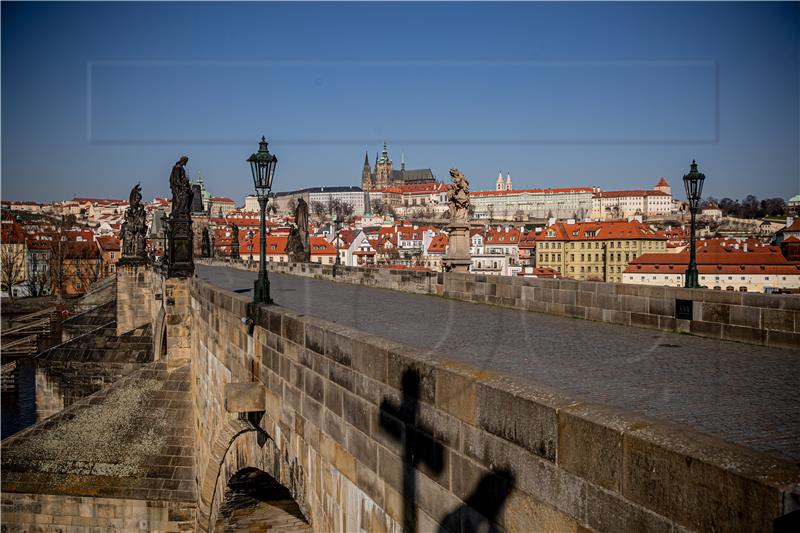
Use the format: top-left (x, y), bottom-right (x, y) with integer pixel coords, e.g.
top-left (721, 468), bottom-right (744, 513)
top-left (190, 276), bottom-right (800, 533)
top-left (196, 258), bottom-right (799, 349)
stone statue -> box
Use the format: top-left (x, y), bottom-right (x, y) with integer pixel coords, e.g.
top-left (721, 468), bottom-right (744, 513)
top-left (443, 168), bottom-right (472, 273)
top-left (170, 156), bottom-right (193, 218)
top-left (285, 198), bottom-right (311, 262)
top-left (120, 183), bottom-right (147, 264)
top-left (230, 223), bottom-right (240, 259)
top-left (167, 156), bottom-right (195, 277)
top-left (447, 168), bottom-right (470, 224)
top-left (201, 227), bottom-right (211, 258)
top-left (191, 183), bottom-right (204, 213)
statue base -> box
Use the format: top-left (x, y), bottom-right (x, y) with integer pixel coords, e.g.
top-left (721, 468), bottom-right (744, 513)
top-left (443, 222), bottom-right (471, 274)
top-left (118, 255), bottom-right (148, 267)
top-left (167, 216), bottom-right (195, 278)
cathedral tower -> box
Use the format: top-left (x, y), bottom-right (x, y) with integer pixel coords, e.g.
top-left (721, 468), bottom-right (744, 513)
top-left (361, 150), bottom-right (373, 190)
top-left (375, 141), bottom-right (393, 189)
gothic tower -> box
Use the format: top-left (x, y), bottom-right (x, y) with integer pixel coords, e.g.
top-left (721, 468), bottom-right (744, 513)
top-left (505, 173), bottom-right (513, 191)
top-left (361, 150), bottom-right (373, 190)
top-left (375, 141), bottom-right (393, 189)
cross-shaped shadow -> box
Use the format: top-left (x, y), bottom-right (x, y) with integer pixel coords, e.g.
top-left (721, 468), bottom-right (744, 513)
top-left (380, 369), bottom-right (444, 533)
top-left (379, 368), bottom-right (515, 533)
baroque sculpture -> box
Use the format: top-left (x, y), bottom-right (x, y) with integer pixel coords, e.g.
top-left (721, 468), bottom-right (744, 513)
top-left (230, 223), bottom-right (240, 259)
top-left (167, 156), bottom-right (195, 277)
top-left (443, 168), bottom-right (472, 273)
top-left (201, 227), bottom-right (211, 258)
top-left (285, 198), bottom-right (311, 262)
top-left (119, 183), bottom-right (147, 265)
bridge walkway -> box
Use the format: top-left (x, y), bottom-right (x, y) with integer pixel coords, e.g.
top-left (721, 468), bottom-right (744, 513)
top-left (196, 264), bottom-right (800, 464)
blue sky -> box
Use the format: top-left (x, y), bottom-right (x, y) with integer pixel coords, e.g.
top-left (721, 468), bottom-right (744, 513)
top-left (2, 2), bottom-right (798, 203)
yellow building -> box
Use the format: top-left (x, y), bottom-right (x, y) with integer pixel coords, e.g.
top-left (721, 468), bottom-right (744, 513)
top-left (535, 220), bottom-right (667, 283)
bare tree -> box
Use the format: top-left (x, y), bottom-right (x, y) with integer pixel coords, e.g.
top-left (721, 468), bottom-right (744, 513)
top-left (26, 252), bottom-right (50, 297)
top-left (1, 245), bottom-right (26, 300)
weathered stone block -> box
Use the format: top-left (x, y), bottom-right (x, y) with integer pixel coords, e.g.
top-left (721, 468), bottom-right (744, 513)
top-left (763, 309), bottom-right (795, 332)
top-left (701, 302), bottom-right (731, 324)
top-left (619, 295), bottom-right (648, 314)
top-left (352, 340), bottom-right (388, 383)
top-left (476, 378), bottom-right (561, 461)
top-left (304, 322), bottom-right (325, 355)
top-left (687, 319), bottom-right (722, 339)
top-left (224, 382), bottom-right (266, 413)
top-left (647, 297), bottom-right (675, 317)
top-left (557, 403), bottom-right (639, 492)
top-left (630, 312), bottom-right (660, 329)
top-left (500, 488), bottom-right (580, 533)
top-left (722, 324), bottom-right (766, 345)
top-left (585, 484), bottom-right (672, 533)
top-left (766, 329), bottom-right (800, 350)
top-left (729, 305), bottom-right (761, 329)
top-left (622, 424), bottom-right (798, 532)
top-left (435, 364), bottom-right (478, 425)
top-left (324, 329), bottom-right (353, 366)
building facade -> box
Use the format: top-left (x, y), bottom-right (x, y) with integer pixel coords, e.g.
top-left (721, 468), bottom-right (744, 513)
top-left (471, 187), bottom-right (594, 221)
top-left (535, 220), bottom-right (667, 282)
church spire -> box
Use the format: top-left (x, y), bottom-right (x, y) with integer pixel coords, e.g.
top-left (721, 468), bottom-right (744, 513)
top-left (363, 149), bottom-right (370, 168)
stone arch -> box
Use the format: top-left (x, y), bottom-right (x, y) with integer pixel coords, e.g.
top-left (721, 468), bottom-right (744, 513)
top-left (214, 467), bottom-right (310, 531)
top-left (153, 306), bottom-right (167, 361)
top-left (199, 414), bottom-right (309, 532)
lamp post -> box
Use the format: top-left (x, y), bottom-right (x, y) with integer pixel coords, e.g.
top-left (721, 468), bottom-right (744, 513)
top-left (333, 213), bottom-right (341, 277)
top-left (248, 136), bottom-right (278, 304)
top-left (683, 160), bottom-right (705, 289)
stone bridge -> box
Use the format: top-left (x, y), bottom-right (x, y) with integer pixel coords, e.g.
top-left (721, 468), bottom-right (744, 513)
top-left (2, 262), bottom-right (799, 532)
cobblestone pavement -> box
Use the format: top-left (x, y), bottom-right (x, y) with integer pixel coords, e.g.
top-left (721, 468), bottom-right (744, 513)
top-left (197, 265), bottom-right (800, 464)
top-left (215, 468), bottom-right (311, 532)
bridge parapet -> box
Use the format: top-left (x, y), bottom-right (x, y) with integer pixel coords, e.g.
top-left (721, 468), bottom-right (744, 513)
top-left (197, 259), bottom-right (800, 349)
top-left (189, 276), bottom-right (800, 532)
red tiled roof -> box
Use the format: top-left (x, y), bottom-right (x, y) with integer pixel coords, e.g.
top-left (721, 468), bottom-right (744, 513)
top-left (96, 236), bottom-right (121, 251)
top-left (625, 247), bottom-right (800, 275)
top-left (536, 220), bottom-right (666, 242)
top-left (485, 227), bottom-right (521, 245)
top-left (783, 236), bottom-right (800, 243)
top-left (427, 234), bottom-right (448, 253)
top-left (63, 241), bottom-right (101, 259)
top-left (655, 177), bottom-right (669, 187)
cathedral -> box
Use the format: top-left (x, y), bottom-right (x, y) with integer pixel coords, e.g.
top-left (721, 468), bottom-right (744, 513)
top-left (361, 142), bottom-right (435, 191)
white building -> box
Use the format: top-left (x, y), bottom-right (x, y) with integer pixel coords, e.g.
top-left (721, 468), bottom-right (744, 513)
top-left (472, 187), bottom-right (594, 221)
top-left (623, 240), bottom-right (800, 292)
top-left (591, 178), bottom-right (674, 220)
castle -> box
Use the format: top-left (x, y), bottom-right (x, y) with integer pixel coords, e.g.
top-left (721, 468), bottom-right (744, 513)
top-left (361, 142), bottom-right (435, 191)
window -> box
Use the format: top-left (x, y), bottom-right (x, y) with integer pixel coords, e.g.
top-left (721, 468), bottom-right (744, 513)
top-left (76, 282), bottom-right (82, 289)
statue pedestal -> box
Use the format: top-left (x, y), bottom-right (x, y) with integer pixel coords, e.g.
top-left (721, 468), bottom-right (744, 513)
top-left (167, 216), bottom-right (195, 278)
top-left (117, 254), bottom-right (148, 267)
top-left (443, 222), bottom-right (471, 273)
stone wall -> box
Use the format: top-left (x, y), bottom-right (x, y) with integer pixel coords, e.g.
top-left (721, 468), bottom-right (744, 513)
top-left (197, 259), bottom-right (800, 349)
top-left (1, 491), bottom-right (194, 532)
top-left (189, 277), bottom-right (800, 533)
top-left (116, 264), bottom-right (154, 336)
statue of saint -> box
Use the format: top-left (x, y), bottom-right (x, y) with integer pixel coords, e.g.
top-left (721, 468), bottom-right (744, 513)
top-left (170, 156), bottom-right (192, 218)
top-left (448, 168), bottom-right (470, 224)
top-left (286, 198), bottom-right (311, 262)
top-left (121, 183), bottom-right (147, 261)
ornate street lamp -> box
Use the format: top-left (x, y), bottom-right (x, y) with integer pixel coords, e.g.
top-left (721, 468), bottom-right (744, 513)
top-left (683, 159), bottom-right (705, 289)
top-left (333, 212), bottom-right (341, 277)
top-left (248, 136), bottom-right (278, 304)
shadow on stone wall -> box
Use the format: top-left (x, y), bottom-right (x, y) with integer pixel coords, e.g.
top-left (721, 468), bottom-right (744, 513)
top-left (380, 368), bottom-right (514, 533)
